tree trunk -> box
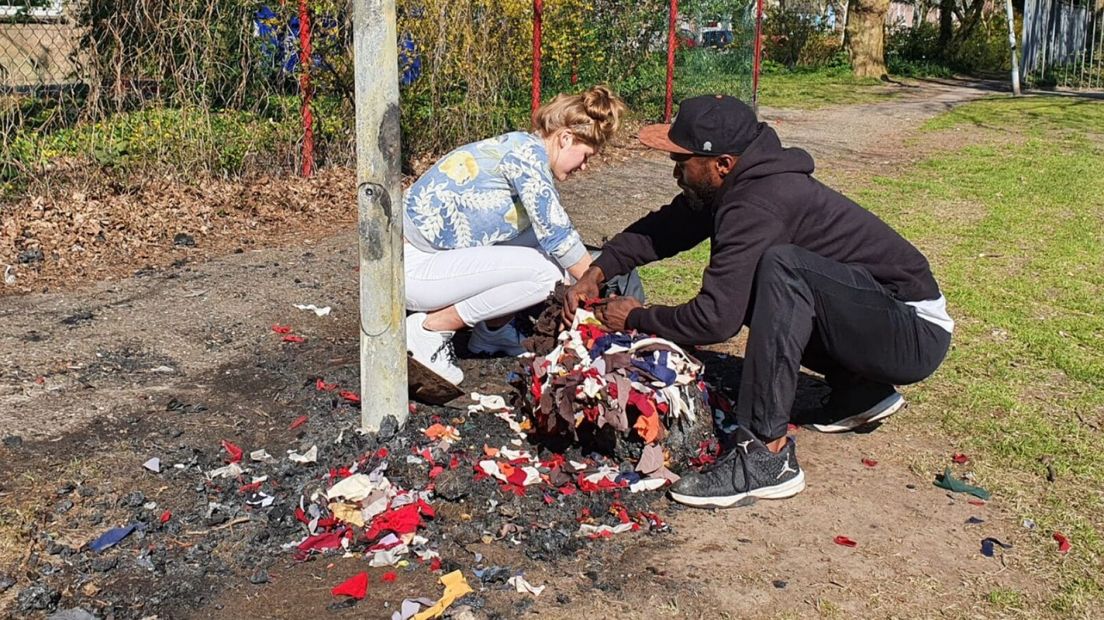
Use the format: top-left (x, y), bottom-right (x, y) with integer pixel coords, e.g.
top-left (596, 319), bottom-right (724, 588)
top-left (939, 0), bottom-right (954, 48)
top-left (845, 0), bottom-right (889, 78)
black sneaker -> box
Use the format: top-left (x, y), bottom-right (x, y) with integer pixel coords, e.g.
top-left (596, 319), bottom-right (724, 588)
top-left (810, 379), bottom-right (904, 433)
top-left (669, 428), bottom-right (805, 508)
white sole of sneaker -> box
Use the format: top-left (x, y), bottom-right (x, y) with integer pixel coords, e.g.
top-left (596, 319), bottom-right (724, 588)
top-left (809, 392), bottom-right (906, 433)
top-left (669, 470), bottom-right (806, 509)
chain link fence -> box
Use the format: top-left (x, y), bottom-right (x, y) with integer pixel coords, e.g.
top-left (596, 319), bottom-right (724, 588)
top-left (1, 0), bottom-right (759, 199)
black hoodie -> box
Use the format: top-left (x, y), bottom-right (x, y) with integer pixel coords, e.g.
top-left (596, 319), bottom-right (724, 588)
top-left (593, 124), bottom-right (941, 346)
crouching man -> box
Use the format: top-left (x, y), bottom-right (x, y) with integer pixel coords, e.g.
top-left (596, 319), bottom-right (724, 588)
top-left (564, 95), bottom-right (952, 508)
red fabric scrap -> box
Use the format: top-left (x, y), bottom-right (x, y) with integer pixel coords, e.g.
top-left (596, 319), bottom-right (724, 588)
top-left (952, 453), bottom-right (969, 464)
top-left (238, 481), bottom-right (263, 494)
top-left (271, 324), bottom-right (293, 334)
top-left (691, 439), bottom-right (721, 468)
top-left (294, 506), bottom-right (310, 524)
top-left (298, 532), bottom-right (345, 553)
top-left (506, 468), bottom-right (529, 487)
top-left (429, 465), bottom-right (445, 479)
top-left (376, 447), bottom-right (389, 459)
top-left (315, 378), bottom-right (337, 391)
top-left (159, 510), bottom-right (172, 524)
top-left (381, 571), bottom-right (398, 583)
top-left (220, 440), bottom-right (243, 464)
top-left (282, 334), bottom-right (305, 343)
top-left (833, 535), bottom-right (857, 547)
top-left (861, 458), bottom-right (878, 468)
top-left (429, 557), bottom-right (442, 572)
top-left (543, 493), bottom-right (555, 505)
top-left (610, 502), bottom-right (632, 524)
top-left (1053, 531), bottom-right (1071, 554)
top-left (330, 572), bottom-right (368, 600)
top-left (449, 455), bottom-right (460, 470)
top-left (289, 415), bottom-right (308, 430)
top-left (339, 391), bottom-right (361, 405)
top-left (364, 501), bottom-right (434, 541)
top-left (559, 483), bottom-right (577, 496)
top-left (967, 498), bottom-right (987, 506)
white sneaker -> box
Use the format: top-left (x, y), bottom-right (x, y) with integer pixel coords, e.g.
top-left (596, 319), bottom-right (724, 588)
top-left (810, 391), bottom-right (905, 433)
top-left (468, 320), bottom-right (527, 357)
top-left (406, 313), bottom-right (463, 386)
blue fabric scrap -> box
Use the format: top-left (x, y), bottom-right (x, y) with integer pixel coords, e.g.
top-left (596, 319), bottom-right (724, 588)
top-left (89, 524), bottom-right (138, 553)
top-left (980, 537), bottom-right (1012, 557)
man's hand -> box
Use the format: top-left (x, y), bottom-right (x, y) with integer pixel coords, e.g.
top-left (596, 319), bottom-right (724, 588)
top-left (563, 266), bottom-right (605, 323)
top-left (593, 297), bottom-right (642, 332)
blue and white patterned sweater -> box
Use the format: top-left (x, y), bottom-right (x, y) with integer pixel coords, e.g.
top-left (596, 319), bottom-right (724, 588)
top-left (403, 131), bottom-right (586, 269)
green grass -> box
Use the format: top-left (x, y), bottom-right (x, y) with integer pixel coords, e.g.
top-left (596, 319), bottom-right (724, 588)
top-left (758, 65), bottom-right (897, 109)
top-left (639, 95), bottom-right (1104, 615)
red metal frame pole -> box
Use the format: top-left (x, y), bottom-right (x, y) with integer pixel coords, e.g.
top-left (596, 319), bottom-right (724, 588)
top-left (299, 0), bottom-right (315, 177)
top-left (532, 0), bottom-right (543, 118)
top-left (665, 0), bottom-right (678, 122)
top-left (752, 0), bottom-right (764, 107)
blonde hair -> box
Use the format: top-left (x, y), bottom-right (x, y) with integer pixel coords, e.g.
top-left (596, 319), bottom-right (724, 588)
top-left (532, 85), bottom-right (626, 149)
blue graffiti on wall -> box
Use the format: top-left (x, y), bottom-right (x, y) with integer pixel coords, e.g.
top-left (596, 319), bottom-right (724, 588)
top-left (253, 5), bottom-right (421, 86)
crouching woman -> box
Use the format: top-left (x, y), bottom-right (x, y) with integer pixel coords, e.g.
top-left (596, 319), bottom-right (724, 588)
top-left (403, 85), bottom-right (626, 385)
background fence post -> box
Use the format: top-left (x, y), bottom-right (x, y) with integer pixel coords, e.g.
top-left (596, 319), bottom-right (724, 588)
top-left (299, 0), bottom-right (315, 177)
top-left (665, 0), bottom-right (678, 123)
top-left (353, 0), bottom-right (408, 432)
top-left (532, 0), bottom-right (543, 118)
top-left (753, 0), bottom-right (764, 108)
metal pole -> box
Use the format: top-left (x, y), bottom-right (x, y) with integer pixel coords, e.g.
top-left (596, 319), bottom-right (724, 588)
top-left (300, 0), bottom-right (315, 177)
top-left (1005, 0), bottom-right (1022, 95)
top-left (532, 0), bottom-right (543, 118)
top-left (665, 0), bottom-right (678, 123)
top-left (353, 0), bottom-right (408, 432)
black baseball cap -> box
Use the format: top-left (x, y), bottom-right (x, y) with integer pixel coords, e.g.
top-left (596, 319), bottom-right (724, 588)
top-left (639, 95), bottom-right (760, 156)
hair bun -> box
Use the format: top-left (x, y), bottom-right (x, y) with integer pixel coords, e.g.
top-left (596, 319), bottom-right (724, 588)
top-left (581, 85), bottom-right (625, 136)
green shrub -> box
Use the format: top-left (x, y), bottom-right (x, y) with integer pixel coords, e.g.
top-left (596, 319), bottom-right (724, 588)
top-left (8, 106), bottom-right (299, 178)
top-left (763, 7), bottom-right (834, 69)
top-left (886, 12), bottom-right (1013, 76)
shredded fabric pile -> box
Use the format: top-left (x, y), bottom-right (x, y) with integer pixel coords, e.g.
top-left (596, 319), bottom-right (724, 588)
top-left (285, 459), bottom-right (442, 568)
top-left (514, 298), bottom-right (712, 484)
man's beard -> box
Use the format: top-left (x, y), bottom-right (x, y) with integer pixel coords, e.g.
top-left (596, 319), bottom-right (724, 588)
top-left (679, 183), bottom-right (717, 211)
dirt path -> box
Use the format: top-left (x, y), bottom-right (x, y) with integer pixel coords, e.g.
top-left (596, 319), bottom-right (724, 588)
top-left (1, 78), bottom-right (1033, 619)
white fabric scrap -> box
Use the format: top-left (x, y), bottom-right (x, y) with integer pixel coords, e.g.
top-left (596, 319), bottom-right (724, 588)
top-left (368, 543), bottom-right (410, 567)
top-left (326, 473), bottom-right (376, 502)
top-left (142, 457), bottom-right (161, 473)
top-left (578, 522), bottom-right (635, 537)
top-left (495, 412), bottom-right (526, 437)
top-left (208, 463), bottom-right (243, 479)
top-left (288, 445), bottom-right (318, 464)
top-left (294, 303), bottom-right (332, 317)
top-left (629, 478), bottom-right (668, 493)
top-left (507, 575), bottom-right (546, 596)
top-left (250, 449), bottom-right (274, 462)
top-left (468, 392), bottom-right (508, 412)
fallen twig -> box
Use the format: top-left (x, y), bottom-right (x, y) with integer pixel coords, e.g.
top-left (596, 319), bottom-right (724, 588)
top-left (184, 516), bottom-right (251, 536)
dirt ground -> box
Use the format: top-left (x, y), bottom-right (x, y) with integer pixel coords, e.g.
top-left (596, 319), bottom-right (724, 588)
top-left (0, 78), bottom-right (1042, 619)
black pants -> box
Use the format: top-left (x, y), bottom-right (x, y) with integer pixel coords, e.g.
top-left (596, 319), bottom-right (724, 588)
top-left (736, 245), bottom-right (952, 440)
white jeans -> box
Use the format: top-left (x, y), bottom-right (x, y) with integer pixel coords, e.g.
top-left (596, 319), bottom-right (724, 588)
top-left (405, 231), bottom-right (566, 326)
